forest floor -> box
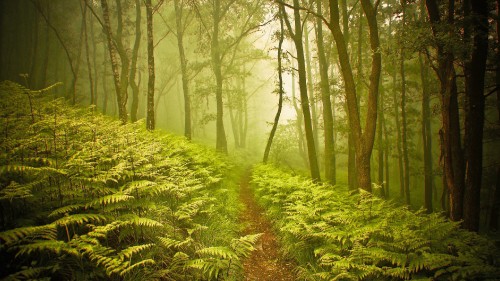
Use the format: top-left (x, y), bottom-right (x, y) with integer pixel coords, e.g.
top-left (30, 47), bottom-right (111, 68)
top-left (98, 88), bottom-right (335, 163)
top-left (239, 169), bottom-right (297, 281)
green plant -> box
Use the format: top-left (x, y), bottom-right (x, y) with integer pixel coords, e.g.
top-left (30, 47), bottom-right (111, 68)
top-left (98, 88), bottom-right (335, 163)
top-left (251, 164), bottom-right (500, 281)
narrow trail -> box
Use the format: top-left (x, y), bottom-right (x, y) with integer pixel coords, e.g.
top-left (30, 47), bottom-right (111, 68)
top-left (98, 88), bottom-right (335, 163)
top-left (239, 169), bottom-right (297, 281)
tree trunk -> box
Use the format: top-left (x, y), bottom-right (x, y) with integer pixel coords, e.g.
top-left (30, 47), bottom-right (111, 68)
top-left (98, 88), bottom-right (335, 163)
top-left (328, 0), bottom-right (380, 192)
top-left (129, 0), bottom-right (141, 122)
top-left (82, 1), bottom-right (94, 105)
top-left (400, 1), bottom-right (410, 206)
top-left (263, 7), bottom-right (284, 163)
top-left (420, 53), bottom-right (434, 213)
top-left (315, 0), bottom-right (336, 184)
top-left (100, 0), bottom-right (128, 124)
top-left (283, 0), bottom-right (321, 181)
top-left (174, 0), bottom-right (192, 140)
top-left (292, 69), bottom-right (308, 167)
top-left (426, 0), bottom-right (465, 222)
top-left (377, 83), bottom-right (385, 197)
top-left (304, 25), bottom-right (320, 154)
top-left (462, 0), bottom-right (488, 231)
top-left (212, 0), bottom-right (228, 153)
top-left (145, 0), bottom-right (155, 130)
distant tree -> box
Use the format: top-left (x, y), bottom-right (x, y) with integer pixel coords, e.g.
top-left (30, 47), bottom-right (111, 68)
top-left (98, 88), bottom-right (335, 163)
top-left (129, 0), bottom-right (142, 122)
top-left (281, 0), bottom-right (321, 181)
top-left (145, 0), bottom-right (155, 130)
top-left (100, 0), bottom-right (129, 124)
top-left (263, 8), bottom-right (285, 164)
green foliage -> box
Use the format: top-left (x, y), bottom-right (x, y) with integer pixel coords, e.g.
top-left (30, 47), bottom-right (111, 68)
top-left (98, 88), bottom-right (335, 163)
top-left (251, 164), bottom-right (500, 281)
top-left (0, 81), bottom-right (256, 280)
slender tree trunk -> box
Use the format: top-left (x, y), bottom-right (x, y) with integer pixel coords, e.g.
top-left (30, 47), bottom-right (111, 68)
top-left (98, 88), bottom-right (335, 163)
top-left (304, 25), bottom-right (320, 153)
top-left (40, 3), bottom-right (50, 87)
top-left (211, 0), bottom-right (228, 153)
top-left (315, 0), bottom-right (335, 184)
top-left (400, 0), bottom-right (410, 205)
top-left (292, 68), bottom-right (308, 167)
top-left (174, 0), bottom-right (192, 140)
top-left (263, 8), bottom-right (284, 163)
top-left (82, 1), bottom-right (94, 105)
top-left (420, 53), bottom-right (434, 213)
top-left (378, 83), bottom-right (385, 198)
top-left (90, 10), bottom-right (98, 106)
top-left (129, 0), bottom-right (141, 122)
top-left (101, 0), bottom-right (128, 124)
top-left (463, 0), bottom-right (488, 231)
top-left (490, 0), bottom-right (500, 231)
top-left (145, 0), bottom-right (155, 130)
top-left (283, 0), bottom-right (321, 181)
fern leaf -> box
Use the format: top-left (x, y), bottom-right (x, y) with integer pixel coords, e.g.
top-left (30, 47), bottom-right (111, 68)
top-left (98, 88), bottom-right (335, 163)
top-left (53, 213), bottom-right (107, 226)
top-left (118, 243), bottom-right (154, 260)
top-left (0, 224), bottom-right (57, 246)
top-left (87, 192), bottom-right (134, 207)
top-left (49, 204), bottom-right (85, 217)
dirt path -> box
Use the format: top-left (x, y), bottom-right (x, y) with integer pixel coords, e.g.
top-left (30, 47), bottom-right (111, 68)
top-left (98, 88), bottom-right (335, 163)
top-left (239, 169), bottom-right (296, 281)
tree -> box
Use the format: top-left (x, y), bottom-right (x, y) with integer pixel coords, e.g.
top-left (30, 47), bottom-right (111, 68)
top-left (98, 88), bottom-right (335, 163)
top-left (263, 8), bottom-right (285, 164)
top-left (174, 0), bottom-right (192, 140)
top-left (145, 0), bottom-right (155, 130)
top-left (281, 0), bottom-right (321, 181)
top-left (100, 0), bottom-right (129, 124)
top-left (129, 0), bottom-right (142, 122)
top-left (462, 0), bottom-right (489, 231)
top-left (327, 0), bottom-right (381, 192)
top-left (315, 0), bottom-right (336, 184)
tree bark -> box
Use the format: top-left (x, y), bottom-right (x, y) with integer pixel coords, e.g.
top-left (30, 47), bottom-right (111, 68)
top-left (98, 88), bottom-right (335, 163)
top-left (315, 0), bottom-right (336, 184)
top-left (426, 0), bottom-right (465, 222)
top-left (263, 7), bottom-right (284, 163)
top-left (100, 0), bottom-right (128, 124)
top-left (211, 0), bottom-right (228, 153)
top-left (82, 1), bottom-right (94, 106)
top-left (420, 53), bottom-right (434, 213)
top-left (129, 0), bottom-right (141, 122)
top-left (145, 0), bottom-right (155, 130)
top-left (327, 0), bottom-right (380, 191)
top-left (174, 0), bottom-right (192, 140)
top-left (282, 0), bottom-right (321, 181)
top-left (462, 0), bottom-right (488, 231)
top-left (400, 0), bottom-right (410, 206)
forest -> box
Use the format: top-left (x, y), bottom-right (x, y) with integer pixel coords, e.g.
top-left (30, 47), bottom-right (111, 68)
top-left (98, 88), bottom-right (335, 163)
top-left (0, 0), bottom-right (499, 280)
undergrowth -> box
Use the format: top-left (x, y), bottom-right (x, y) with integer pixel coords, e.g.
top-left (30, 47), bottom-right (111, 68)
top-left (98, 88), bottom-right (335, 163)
top-left (251, 164), bottom-right (500, 281)
top-left (0, 81), bottom-right (259, 280)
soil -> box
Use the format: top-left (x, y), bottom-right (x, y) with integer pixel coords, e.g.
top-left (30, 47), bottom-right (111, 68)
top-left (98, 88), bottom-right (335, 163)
top-left (239, 169), bottom-right (297, 281)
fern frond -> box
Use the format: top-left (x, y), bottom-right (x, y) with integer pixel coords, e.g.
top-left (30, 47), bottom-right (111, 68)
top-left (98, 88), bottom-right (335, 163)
top-left (53, 213), bottom-right (107, 226)
top-left (196, 246), bottom-right (238, 260)
top-left (49, 204), bottom-right (85, 217)
top-left (0, 224), bottom-right (57, 246)
top-left (16, 240), bottom-right (79, 257)
top-left (118, 244), bottom-right (154, 260)
top-left (87, 192), bottom-right (134, 207)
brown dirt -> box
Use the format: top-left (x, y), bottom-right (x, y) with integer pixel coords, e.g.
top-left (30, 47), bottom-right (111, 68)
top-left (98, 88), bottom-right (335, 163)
top-left (239, 169), bottom-right (297, 281)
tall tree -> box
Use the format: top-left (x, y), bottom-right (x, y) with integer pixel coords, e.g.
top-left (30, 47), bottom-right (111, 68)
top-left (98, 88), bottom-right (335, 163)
top-left (327, 0), bottom-right (381, 191)
top-left (420, 53), bottom-right (434, 213)
top-left (315, 0), bottom-right (336, 184)
top-left (145, 0), bottom-right (155, 130)
top-left (400, 0), bottom-right (410, 205)
top-left (129, 0), bottom-right (142, 122)
top-left (281, 0), bottom-right (321, 181)
top-left (462, 0), bottom-right (489, 231)
top-left (263, 8), bottom-right (285, 163)
top-left (100, 0), bottom-right (129, 124)
top-left (174, 0), bottom-right (192, 140)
